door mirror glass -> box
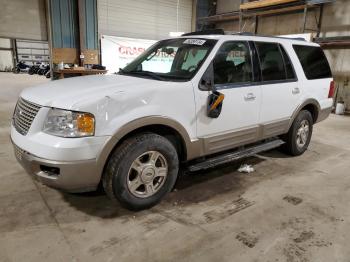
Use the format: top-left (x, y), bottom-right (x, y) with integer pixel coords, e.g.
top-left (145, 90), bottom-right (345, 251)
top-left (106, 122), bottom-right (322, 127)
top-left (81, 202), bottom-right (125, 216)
top-left (207, 91), bottom-right (225, 118)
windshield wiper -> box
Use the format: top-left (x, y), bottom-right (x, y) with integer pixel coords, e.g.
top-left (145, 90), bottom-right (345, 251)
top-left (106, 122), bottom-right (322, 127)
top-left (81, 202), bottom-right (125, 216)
top-left (121, 70), bottom-right (166, 81)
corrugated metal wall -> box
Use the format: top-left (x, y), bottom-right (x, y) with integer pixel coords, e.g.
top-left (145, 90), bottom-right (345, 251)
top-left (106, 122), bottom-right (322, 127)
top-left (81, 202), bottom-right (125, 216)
top-left (50, 0), bottom-right (79, 48)
top-left (0, 0), bottom-right (47, 40)
top-left (98, 0), bottom-right (193, 40)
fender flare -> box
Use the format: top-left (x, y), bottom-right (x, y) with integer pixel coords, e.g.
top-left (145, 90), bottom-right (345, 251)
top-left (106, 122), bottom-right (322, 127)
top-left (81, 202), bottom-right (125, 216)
top-left (95, 116), bottom-right (201, 180)
top-left (287, 99), bottom-right (321, 130)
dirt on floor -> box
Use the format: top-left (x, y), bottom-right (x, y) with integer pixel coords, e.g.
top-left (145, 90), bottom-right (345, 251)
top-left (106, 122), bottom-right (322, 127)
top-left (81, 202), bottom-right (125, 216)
top-left (1, 72), bottom-right (350, 262)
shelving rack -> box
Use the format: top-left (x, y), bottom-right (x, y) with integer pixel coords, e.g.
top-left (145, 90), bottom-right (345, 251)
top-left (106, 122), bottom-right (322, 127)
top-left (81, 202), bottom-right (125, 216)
top-left (198, 0), bottom-right (335, 36)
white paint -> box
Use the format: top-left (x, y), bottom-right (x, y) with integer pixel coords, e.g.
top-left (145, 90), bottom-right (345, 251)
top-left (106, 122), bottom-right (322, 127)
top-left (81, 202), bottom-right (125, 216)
top-left (279, 33), bottom-right (312, 42)
top-left (0, 50), bottom-right (13, 71)
top-left (12, 34), bottom-right (333, 165)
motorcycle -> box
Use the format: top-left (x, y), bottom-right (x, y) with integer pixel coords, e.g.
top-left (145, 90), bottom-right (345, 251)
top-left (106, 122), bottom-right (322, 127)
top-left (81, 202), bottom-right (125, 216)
top-left (37, 63), bottom-right (47, 75)
top-left (37, 63), bottom-right (50, 76)
top-left (28, 64), bottom-right (39, 75)
top-left (44, 65), bottom-right (51, 78)
top-left (13, 61), bottom-right (30, 74)
top-left (28, 63), bottom-right (41, 75)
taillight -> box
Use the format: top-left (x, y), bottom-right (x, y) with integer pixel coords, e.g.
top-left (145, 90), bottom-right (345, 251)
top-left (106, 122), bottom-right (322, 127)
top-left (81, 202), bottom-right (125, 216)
top-left (328, 80), bottom-right (335, 98)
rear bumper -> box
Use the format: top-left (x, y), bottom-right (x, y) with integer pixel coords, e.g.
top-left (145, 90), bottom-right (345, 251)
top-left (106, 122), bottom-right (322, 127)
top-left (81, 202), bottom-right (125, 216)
top-left (316, 106), bottom-right (332, 123)
top-left (12, 142), bottom-right (100, 193)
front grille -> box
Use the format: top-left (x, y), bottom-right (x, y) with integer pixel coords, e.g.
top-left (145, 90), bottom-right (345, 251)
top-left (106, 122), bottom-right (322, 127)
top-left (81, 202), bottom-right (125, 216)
top-left (13, 97), bottom-right (41, 135)
top-left (13, 143), bottom-right (25, 160)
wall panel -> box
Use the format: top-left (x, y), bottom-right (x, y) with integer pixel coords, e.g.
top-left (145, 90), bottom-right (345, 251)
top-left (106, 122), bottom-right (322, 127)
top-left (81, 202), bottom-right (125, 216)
top-left (98, 0), bottom-right (193, 40)
top-left (0, 0), bottom-right (47, 40)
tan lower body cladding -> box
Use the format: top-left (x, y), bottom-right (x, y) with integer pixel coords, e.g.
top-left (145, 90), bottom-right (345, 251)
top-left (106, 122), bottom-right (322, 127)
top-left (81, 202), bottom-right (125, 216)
top-left (196, 118), bottom-right (290, 156)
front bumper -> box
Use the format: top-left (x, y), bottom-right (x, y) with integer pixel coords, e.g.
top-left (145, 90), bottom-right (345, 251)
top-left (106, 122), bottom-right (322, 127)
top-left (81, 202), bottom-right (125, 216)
top-left (12, 142), bottom-right (100, 192)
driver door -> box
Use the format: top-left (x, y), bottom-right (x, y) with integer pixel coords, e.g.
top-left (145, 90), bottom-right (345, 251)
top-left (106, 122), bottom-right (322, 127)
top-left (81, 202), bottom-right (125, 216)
top-left (194, 41), bottom-right (262, 155)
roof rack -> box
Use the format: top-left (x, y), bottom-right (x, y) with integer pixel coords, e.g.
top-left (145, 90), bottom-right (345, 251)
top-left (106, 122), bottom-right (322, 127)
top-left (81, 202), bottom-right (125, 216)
top-left (182, 29), bottom-right (225, 36)
top-left (181, 30), bottom-right (306, 42)
top-left (233, 32), bottom-right (306, 41)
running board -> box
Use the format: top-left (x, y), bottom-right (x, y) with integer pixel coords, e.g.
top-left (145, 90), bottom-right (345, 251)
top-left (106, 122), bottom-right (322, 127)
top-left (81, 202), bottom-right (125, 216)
top-left (187, 139), bottom-right (285, 172)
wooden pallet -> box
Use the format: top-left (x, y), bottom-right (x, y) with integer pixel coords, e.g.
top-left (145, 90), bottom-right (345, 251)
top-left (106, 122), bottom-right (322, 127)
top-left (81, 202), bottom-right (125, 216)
top-left (240, 0), bottom-right (299, 10)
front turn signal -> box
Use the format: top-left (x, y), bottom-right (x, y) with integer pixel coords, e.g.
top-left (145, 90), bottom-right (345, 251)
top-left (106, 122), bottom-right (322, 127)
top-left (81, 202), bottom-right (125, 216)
top-left (77, 113), bottom-right (95, 135)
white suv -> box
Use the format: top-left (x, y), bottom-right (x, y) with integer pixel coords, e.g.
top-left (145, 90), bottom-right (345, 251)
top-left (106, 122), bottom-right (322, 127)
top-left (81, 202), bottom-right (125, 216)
top-left (11, 32), bottom-right (334, 210)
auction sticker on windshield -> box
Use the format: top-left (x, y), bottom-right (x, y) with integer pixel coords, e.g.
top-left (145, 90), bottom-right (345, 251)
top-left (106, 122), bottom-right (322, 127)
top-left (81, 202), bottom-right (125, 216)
top-left (183, 39), bottom-right (206, 45)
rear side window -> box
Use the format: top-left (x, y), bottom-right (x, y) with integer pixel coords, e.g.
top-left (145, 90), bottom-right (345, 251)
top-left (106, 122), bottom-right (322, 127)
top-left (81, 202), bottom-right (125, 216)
top-left (293, 45), bottom-right (332, 79)
top-left (255, 42), bottom-right (286, 81)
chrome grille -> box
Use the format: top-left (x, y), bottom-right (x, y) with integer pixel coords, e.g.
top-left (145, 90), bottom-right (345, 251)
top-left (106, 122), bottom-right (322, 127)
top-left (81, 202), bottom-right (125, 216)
top-left (13, 143), bottom-right (25, 160)
top-left (13, 97), bottom-right (41, 135)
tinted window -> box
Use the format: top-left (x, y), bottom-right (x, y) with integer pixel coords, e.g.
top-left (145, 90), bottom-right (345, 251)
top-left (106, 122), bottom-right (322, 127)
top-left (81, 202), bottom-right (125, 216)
top-left (213, 41), bottom-right (253, 85)
top-left (280, 45), bottom-right (296, 79)
top-left (256, 42), bottom-right (286, 81)
top-left (293, 45), bottom-right (332, 79)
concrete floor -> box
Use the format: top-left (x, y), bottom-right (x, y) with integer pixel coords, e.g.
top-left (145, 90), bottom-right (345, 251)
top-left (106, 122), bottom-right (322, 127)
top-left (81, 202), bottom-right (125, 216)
top-left (1, 72), bottom-right (350, 262)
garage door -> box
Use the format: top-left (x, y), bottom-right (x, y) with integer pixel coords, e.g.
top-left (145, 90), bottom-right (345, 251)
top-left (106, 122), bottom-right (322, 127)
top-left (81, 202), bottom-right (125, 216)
top-left (16, 40), bottom-right (49, 66)
top-left (98, 0), bottom-right (193, 40)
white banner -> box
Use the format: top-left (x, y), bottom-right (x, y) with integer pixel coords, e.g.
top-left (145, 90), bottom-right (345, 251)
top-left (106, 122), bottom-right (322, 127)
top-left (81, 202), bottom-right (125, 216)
top-left (101, 35), bottom-right (157, 74)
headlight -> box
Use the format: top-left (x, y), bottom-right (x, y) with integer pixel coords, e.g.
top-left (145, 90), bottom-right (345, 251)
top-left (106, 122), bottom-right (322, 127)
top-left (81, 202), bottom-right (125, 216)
top-left (43, 108), bottom-right (95, 137)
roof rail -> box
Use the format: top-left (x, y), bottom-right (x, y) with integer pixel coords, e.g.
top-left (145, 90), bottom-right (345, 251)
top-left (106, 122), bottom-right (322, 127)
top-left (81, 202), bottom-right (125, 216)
top-left (233, 32), bottom-right (306, 41)
top-left (182, 29), bottom-right (225, 36)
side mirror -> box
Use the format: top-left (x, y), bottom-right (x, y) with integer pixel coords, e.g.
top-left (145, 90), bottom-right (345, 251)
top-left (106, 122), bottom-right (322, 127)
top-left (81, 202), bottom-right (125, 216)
top-left (199, 62), bottom-right (214, 91)
top-left (207, 91), bottom-right (225, 118)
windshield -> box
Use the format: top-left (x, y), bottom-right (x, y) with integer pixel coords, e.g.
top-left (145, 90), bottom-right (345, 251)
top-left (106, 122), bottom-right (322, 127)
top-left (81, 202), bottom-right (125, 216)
top-left (119, 38), bottom-right (217, 81)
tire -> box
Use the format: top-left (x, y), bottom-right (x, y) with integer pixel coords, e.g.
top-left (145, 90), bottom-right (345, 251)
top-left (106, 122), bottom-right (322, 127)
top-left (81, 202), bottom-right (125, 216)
top-left (103, 133), bottom-right (179, 210)
top-left (282, 110), bottom-right (313, 156)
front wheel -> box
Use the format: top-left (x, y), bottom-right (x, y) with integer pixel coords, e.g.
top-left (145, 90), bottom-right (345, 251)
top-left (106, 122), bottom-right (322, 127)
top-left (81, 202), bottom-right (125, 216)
top-left (103, 133), bottom-right (179, 210)
top-left (282, 110), bottom-right (313, 156)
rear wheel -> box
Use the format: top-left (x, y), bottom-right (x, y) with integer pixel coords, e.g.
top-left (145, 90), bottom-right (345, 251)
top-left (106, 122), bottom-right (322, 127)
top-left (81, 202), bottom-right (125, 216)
top-left (103, 133), bottom-right (179, 210)
top-left (282, 110), bottom-right (313, 156)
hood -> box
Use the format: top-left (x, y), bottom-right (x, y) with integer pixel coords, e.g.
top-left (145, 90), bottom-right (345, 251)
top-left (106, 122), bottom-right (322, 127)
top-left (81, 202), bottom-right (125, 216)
top-left (20, 74), bottom-right (166, 109)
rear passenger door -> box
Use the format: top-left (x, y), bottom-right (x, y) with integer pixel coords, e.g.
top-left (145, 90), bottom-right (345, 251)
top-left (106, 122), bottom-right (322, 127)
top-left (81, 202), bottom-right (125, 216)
top-left (254, 42), bottom-right (300, 136)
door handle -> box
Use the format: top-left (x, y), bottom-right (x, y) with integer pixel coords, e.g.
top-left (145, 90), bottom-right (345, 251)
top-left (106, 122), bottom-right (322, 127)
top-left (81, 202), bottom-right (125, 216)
top-left (244, 93), bottom-right (256, 101)
top-left (292, 87), bottom-right (300, 94)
